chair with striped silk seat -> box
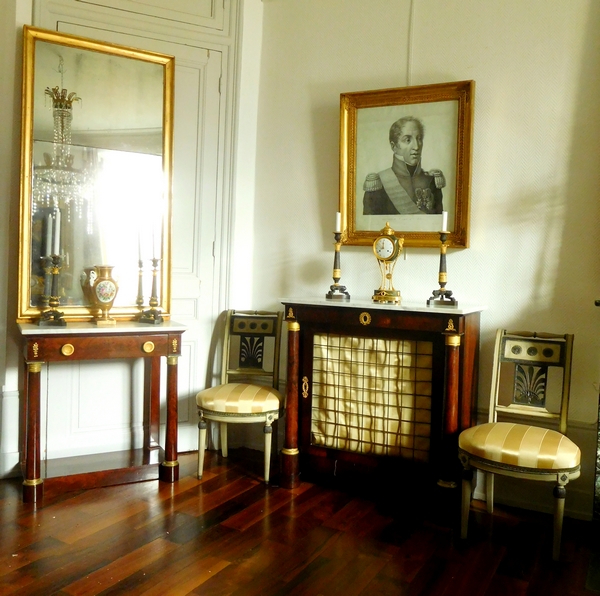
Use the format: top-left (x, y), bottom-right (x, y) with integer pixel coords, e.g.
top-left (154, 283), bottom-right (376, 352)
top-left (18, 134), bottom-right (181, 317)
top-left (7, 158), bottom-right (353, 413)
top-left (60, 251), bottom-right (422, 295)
top-left (196, 310), bottom-right (283, 483)
top-left (458, 329), bottom-right (580, 561)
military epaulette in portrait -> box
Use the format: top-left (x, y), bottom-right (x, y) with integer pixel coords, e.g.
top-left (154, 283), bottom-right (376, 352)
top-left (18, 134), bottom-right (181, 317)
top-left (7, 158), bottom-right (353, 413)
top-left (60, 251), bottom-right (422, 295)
top-left (363, 173), bottom-right (383, 192)
top-left (424, 168), bottom-right (446, 189)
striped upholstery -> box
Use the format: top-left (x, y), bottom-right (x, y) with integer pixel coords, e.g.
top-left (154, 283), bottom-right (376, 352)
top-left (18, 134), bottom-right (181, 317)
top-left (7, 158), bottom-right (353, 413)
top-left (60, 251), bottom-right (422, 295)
top-left (459, 330), bottom-right (577, 561)
top-left (459, 422), bottom-right (580, 471)
top-left (197, 383), bottom-right (281, 414)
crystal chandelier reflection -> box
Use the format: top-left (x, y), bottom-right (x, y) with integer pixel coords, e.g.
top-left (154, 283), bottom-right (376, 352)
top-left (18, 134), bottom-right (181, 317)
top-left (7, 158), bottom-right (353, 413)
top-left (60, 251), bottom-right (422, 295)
top-left (32, 57), bottom-right (92, 223)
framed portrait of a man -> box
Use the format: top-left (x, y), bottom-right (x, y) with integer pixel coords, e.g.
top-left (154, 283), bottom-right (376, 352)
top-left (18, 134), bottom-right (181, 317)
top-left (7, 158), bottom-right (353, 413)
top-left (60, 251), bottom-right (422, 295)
top-left (339, 80), bottom-right (474, 248)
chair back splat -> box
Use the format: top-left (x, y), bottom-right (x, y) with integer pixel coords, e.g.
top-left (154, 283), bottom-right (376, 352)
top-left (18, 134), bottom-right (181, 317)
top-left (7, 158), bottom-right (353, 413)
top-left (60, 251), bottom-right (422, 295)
top-left (458, 329), bottom-right (579, 561)
top-left (222, 310), bottom-right (282, 388)
top-left (196, 310), bottom-right (284, 484)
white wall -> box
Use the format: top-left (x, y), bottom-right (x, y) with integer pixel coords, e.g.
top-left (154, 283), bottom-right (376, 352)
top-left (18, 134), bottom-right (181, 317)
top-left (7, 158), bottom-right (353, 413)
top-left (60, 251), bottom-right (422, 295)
top-left (230, 0), bottom-right (263, 306)
top-left (248, 0), bottom-right (600, 517)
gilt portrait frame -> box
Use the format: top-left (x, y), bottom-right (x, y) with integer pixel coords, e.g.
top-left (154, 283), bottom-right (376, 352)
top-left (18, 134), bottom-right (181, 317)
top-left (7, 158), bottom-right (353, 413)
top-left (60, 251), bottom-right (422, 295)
top-left (339, 80), bottom-right (474, 248)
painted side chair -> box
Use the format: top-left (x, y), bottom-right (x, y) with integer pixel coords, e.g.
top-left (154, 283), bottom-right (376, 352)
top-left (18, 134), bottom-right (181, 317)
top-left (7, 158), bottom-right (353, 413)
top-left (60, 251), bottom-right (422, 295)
top-left (196, 309), bottom-right (284, 483)
top-left (458, 329), bottom-right (580, 561)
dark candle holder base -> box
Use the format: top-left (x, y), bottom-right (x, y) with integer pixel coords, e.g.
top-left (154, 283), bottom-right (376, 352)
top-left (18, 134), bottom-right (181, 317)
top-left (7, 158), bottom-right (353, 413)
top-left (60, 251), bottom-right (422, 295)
top-left (139, 308), bottom-right (164, 325)
top-left (38, 309), bottom-right (67, 326)
top-left (326, 284), bottom-right (351, 301)
top-left (427, 290), bottom-right (458, 307)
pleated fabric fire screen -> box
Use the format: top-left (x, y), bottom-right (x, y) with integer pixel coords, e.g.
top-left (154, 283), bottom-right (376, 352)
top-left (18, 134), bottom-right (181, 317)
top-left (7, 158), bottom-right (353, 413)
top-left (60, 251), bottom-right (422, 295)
top-left (310, 333), bottom-right (433, 460)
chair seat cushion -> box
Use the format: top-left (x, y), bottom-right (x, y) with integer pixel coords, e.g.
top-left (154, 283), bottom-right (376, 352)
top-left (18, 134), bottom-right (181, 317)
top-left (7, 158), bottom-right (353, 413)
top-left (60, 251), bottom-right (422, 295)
top-left (459, 422), bottom-right (580, 470)
top-left (196, 383), bottom-right (281, 414)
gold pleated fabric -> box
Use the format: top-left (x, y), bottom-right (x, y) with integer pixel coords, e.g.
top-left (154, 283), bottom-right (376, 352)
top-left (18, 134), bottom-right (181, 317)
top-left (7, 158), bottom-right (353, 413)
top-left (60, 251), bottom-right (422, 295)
top-left (196, 383), bottom-right (281, 414)
top-left (310, 333), bottom-right (433, 458)
top-left (459, 422), bottom-right (580, 470)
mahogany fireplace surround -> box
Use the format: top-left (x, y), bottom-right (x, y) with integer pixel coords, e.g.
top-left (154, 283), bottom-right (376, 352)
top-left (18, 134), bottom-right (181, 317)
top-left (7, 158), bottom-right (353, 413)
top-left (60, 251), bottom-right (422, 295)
top-left (278, 299), bottom-right (483, 490)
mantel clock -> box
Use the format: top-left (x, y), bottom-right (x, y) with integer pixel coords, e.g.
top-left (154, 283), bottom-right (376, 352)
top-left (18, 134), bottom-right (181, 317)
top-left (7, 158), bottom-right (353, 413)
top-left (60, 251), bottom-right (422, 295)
top-left (372, 222), bottom-right (404, 304)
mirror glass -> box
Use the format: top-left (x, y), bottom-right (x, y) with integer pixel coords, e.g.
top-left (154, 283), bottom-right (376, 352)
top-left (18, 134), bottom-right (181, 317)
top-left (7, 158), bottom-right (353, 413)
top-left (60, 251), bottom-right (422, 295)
top-left (18, 26), bottom-right (174, 322)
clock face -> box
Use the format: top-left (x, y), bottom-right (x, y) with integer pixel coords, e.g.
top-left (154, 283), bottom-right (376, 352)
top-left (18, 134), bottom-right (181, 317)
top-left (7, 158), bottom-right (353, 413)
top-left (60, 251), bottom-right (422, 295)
top-left (374, 236), bottom-right (396, 260)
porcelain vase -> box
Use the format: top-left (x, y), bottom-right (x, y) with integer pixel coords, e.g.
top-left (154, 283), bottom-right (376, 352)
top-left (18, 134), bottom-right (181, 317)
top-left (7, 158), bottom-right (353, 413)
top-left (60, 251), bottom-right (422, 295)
top-left (82, 265), bottom-right (118, 326)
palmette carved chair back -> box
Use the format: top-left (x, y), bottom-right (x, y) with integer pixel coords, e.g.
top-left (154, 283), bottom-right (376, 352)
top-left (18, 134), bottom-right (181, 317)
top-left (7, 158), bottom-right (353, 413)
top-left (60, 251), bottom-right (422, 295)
top-left (458, 329), bottom-right (580, 561)
top-left (196, 309), bottom-right (284, 483)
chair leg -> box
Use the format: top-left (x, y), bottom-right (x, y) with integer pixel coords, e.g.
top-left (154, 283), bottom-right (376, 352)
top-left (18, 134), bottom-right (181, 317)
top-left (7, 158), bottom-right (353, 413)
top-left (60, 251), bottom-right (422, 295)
top-left (197, 418), bottom-right (207, 479)
top-left (264, 423), bottom-right (273, 484)
top-left (553, 483), bottom-right (567, 561)
top-left (485, 472), bottom-right (494, 514)
top-left (461, 467), bottom-right (473, 539)
top-left (220, 422), bottom-right (228, 458)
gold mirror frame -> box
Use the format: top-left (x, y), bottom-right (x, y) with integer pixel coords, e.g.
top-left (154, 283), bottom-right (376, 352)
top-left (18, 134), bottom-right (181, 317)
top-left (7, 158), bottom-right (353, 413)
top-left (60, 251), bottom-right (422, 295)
top-left (17, 26), bottom-right (174, 323)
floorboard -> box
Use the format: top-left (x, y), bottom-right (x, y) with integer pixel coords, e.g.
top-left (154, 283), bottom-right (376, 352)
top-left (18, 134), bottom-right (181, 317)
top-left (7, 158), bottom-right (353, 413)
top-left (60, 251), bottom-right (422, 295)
top-left (0, 449), bottom-right (597, 596)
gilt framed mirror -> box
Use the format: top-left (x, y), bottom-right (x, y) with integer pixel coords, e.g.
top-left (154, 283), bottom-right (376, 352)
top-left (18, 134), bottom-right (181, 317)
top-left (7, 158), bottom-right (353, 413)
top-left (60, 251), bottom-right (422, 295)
top-left (17, 25), bottom-right (174, 324)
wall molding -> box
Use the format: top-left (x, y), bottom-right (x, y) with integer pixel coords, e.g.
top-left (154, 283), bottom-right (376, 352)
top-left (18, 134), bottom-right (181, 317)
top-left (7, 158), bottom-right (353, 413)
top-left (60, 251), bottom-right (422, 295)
top-left (0, 388), bottom-right (21, 478)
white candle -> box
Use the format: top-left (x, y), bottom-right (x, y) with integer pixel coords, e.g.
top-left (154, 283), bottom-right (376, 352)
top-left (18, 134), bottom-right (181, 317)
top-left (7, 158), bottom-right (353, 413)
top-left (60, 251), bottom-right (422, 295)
top-left (45, 214), bottom-right (52, 257)
top-left (441, 211), bottom-right (448, 232)
top-left (138, 232), bottom-right (142, 263)
top-left (53, 210), bottom-right (61, 255)
top-left (335, 211), bottom-right (341, 233)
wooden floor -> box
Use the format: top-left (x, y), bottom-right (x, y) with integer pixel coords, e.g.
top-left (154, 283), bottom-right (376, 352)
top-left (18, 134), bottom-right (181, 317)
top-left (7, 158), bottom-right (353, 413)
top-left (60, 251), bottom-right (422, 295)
top-left (0, 450), bottom-right (598, 596)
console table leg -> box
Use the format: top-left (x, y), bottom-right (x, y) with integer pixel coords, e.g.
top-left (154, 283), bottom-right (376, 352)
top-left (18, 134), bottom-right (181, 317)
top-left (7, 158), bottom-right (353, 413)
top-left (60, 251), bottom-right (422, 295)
top-left (160, 355), bottom-right (179, 482)
top-left (23, 361), bottom-right (44, 503)
top-left (281, 320), bottom-right (301, 488)
top-left (438, 333), bottom-right (462, 489)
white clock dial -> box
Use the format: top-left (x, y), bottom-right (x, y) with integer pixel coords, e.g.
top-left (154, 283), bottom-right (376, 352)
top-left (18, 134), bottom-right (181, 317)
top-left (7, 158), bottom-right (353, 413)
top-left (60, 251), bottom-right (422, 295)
top-left (375, 237), bottom-right (395, 259)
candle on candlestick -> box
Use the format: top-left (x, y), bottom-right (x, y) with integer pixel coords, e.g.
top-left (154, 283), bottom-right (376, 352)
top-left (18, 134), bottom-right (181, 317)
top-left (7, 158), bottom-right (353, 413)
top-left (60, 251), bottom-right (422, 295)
top-left (441, 211), bottom-right (448, 232)
top-left (45, 214), bottom-right (52, 257)
top-left (335, 211), bottom-right (341, 233)
top-left (53, 210), bottom-right (61, 255)
top-left (138, 232), bottom-right (142, 263)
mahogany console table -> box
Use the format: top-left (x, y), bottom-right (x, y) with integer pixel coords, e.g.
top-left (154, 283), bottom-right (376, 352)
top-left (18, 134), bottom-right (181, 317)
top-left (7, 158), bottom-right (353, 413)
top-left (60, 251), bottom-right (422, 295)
top-left (279, 299), bottom-right (483, 490)
top-left (18, 321), bottom-right (186, 503)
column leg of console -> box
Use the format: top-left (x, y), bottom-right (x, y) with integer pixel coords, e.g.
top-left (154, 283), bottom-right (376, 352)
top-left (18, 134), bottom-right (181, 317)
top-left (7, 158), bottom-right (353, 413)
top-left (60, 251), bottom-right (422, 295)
top-left (160, 355), bottom-right (179, 482)
top-left (281, 321), bottom-right (301, 488)
top-left (438, 333), bottom-right (461, 489)
top-left (23, 361), bottom-right (44, 503)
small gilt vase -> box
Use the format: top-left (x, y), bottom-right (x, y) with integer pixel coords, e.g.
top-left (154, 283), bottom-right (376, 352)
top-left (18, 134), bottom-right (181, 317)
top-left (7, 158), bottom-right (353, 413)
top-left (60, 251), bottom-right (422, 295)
top-left (88, 265), bottom-right (118, 326)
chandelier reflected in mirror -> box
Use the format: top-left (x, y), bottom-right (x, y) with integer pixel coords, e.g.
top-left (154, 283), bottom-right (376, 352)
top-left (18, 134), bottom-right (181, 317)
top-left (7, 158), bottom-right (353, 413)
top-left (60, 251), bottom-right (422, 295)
top-left (32, 57), bottom-right (93, 225)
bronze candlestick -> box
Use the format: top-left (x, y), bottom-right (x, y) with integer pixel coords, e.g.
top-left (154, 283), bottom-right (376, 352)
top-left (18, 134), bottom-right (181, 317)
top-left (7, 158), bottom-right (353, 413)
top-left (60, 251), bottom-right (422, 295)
top-left (427, 231), bottom-right (458, 306)
top-left (326, 232), bottom-right (350, 300)
top-left (138, 257), bottom-right (164, 324)
top-left (38, 254), bottom-right (66, 326)
top-left (136, 258), bottom-right (145, 313)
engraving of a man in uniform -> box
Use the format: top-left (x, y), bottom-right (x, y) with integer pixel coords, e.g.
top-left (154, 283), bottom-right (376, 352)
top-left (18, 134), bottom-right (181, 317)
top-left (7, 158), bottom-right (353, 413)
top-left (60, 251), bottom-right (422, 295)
top-left (362, 116), bottom-right (446, 215)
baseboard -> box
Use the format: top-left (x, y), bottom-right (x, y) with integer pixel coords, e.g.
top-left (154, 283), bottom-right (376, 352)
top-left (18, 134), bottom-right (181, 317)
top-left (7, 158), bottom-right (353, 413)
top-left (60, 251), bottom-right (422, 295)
top-left (0, 452), bottom-right (21, 479)
top-left (0, 388), bottom-right (20, 479)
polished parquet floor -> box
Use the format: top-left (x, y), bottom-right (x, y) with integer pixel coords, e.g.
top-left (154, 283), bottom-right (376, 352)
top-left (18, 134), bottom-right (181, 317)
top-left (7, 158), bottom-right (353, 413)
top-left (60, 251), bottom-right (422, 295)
top-left (0, 450), bottom-right (598, 595)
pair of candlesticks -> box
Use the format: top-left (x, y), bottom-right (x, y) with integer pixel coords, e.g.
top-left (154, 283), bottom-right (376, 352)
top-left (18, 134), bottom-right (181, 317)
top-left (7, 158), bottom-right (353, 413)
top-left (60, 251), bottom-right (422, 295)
top-left (37, 255), bottom-right (164, 326)
top-left (325, 226), bottom-right (458, 306)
